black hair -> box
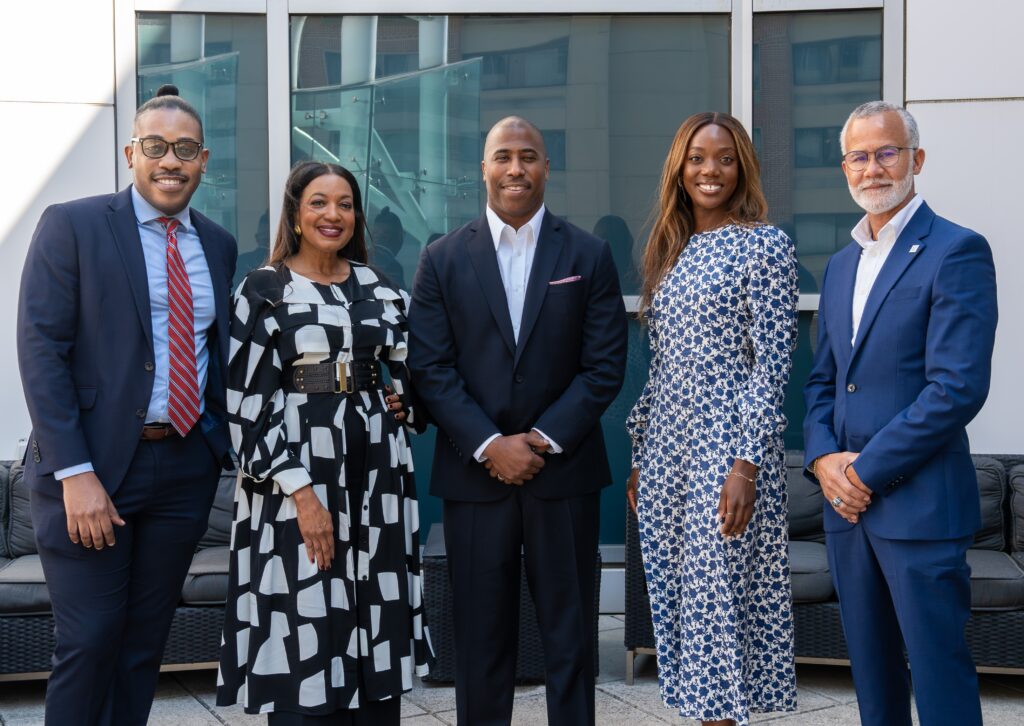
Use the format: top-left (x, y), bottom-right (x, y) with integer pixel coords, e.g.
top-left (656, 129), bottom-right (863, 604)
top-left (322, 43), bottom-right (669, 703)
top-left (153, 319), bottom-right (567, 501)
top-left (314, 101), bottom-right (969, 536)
top-left (268, 161), bottom-right (369, 267)
top-left (133, 84), bottom-right (204, 140)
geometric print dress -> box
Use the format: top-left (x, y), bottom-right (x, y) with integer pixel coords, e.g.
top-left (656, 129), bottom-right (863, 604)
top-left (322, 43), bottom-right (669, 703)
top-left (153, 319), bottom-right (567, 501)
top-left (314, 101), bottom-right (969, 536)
top-left (627, 224), bottom-right (798, 725)
top-left (216, 263), bottom-right (431, 715)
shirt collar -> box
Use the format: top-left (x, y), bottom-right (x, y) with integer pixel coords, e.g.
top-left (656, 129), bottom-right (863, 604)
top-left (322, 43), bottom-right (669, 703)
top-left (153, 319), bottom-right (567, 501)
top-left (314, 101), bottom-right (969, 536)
top-left (851, 193), bottom-right (923, 254)
top-left (485, 204), bottom-right (546, 252)
top-left (131, 184), bottom-right (193, 233)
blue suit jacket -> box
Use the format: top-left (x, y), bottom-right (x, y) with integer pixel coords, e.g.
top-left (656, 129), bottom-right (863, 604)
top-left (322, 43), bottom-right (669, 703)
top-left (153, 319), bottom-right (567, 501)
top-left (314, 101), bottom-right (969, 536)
top-left (17, 186), bottom-right (238, 498)
top-left (803, 202), bottom-right (997, 540)
top-left (407, 210), bottom-right (628, 502)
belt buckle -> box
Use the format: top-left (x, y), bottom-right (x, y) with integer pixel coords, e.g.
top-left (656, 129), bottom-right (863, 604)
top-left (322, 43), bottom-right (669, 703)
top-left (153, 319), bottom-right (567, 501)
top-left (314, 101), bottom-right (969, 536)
top-left (336, 361), bottom-right (352, 394)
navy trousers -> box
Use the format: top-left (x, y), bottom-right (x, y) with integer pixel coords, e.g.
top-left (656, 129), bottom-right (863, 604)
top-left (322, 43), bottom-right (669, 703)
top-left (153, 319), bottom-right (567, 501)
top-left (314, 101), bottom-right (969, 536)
top-left (827, 524), bottom-right (981, 726)
top-left (443, 488), bottom-right (600, 726)
top-left (30, 429), bottom-right (220, 726)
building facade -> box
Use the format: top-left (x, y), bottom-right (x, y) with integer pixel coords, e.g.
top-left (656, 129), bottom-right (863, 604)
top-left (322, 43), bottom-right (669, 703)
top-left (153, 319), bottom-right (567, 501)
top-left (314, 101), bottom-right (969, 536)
top-left (1, 0), bottom-right (1020, 546)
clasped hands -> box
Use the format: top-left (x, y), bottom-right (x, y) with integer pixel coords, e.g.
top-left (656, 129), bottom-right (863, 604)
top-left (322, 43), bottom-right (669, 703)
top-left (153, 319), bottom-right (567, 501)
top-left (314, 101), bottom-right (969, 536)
top-left (482, 431), bottom-right (549, 485)
top-left (815, 451), bottom-right (872, 524)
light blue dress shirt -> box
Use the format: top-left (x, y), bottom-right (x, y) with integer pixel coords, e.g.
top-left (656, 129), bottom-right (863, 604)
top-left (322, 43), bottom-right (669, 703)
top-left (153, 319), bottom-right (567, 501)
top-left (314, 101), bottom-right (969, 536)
top-left (54, 186), bottom-right (216, 481)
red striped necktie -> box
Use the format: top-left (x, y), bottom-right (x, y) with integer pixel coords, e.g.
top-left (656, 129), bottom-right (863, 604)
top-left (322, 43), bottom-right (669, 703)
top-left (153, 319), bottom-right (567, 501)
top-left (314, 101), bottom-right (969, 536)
top-left (157, 217), bottom-right (200, 436)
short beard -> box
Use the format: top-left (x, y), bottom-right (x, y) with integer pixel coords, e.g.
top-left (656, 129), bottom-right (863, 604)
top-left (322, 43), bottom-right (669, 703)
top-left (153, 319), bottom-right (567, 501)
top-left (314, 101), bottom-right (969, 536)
top-left (849, 169), bottom-right (914, 215)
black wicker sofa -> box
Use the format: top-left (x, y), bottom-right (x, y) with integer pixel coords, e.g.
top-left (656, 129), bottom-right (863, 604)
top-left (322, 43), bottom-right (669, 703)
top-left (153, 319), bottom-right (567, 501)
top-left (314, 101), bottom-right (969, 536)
top-left (0, 462), bottom-right (237, 679)
top-left (624, 452), bottom-right (1024, 683)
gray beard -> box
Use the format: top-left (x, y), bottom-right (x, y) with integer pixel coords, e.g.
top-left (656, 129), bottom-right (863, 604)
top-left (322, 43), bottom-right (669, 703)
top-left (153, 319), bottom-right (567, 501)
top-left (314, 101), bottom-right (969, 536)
top-left (849, 170), bottom-right (914, 215)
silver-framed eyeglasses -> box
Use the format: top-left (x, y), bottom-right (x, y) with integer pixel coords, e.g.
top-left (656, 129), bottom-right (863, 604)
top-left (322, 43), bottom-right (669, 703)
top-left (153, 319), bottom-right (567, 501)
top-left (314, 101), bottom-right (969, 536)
top-left (843, 145), bottom-right (916, 172)
top-left (131, 136), bottom-right (204, 161)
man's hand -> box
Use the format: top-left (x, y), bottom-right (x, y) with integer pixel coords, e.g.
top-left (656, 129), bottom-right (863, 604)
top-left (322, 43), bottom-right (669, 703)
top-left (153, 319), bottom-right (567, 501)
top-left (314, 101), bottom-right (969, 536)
top-left (814, 452), bottom-right (872, 524)
top-left (293, 485), bottom-right (334, 570)
top-left (482, 434), bottom-right (545, 485)
top-left (525, 430), bottom-right (551, 454)
top-left (62, 471), bottom-right (125, 550)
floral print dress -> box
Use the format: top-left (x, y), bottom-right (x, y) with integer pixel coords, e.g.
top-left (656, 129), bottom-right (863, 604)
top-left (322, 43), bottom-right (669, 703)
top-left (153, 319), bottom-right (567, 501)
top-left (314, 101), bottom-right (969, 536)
top-left (216, 263), bottom-right (431, 715)
top-left (627, 224), bottom-right (798, 724)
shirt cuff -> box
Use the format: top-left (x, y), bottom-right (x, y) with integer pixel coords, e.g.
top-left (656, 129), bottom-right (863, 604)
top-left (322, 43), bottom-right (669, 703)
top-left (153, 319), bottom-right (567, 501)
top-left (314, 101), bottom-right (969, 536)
top-left (531, 428), bottom-right (562, 454)
top-left (55, 462), bottom-right (95, 481)
top-left (275, 467), bottom-right (313, 496)
top-left (474, 434), bottom-right (502, 462)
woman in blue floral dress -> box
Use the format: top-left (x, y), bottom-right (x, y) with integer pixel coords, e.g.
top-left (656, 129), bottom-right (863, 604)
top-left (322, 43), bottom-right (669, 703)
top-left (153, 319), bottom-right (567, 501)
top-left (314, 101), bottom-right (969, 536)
top-left (627, 112), bottom-right (798, 726)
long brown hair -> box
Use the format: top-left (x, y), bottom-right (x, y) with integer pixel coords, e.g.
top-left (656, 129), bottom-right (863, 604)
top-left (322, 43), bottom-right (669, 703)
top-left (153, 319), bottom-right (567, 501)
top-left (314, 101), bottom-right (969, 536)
top-left (267, 161), bottom-right (369, 268)
top-left (639, 112), bottom-right (767, 311)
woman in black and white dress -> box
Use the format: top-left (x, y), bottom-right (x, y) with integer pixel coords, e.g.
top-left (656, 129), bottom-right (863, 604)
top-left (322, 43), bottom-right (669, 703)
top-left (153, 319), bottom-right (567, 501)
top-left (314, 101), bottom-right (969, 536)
top-left (216, 161), bottom-right (431, 725)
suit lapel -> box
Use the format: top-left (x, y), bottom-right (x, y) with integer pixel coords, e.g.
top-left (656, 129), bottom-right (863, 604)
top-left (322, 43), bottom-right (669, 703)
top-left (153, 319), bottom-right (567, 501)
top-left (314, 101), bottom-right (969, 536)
top-left (514, 211), bottom-right (563, 367)
top-left (466, 216), bottom-right (517, 356)
top-left (107, 187), bottom-right (154, 350)
top-left (850, 202), bottom-right (935, 361)
top-left (829, 242), bottom-right (859, 365)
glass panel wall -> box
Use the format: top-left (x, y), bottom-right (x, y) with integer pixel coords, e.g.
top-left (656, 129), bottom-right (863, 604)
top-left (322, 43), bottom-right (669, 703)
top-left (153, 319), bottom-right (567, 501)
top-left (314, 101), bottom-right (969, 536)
top-left (752, 10), bottom-right (882, 449)
top-left (290, 14), bottom-right (729, 542)
top-left (137, 13), bottom-right (270, 286)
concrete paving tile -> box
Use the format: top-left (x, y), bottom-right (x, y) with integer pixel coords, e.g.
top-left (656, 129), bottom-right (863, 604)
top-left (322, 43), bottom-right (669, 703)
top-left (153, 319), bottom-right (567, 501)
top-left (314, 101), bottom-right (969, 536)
top-left (400, 716), bottom-right (447, 724)
top-left (0, 680), bottom-right (46, 725)
top-left (791, 664), bottom-right (859, 704)
top-left (432, 708), bottom-right (457, 725)
top-left (767, 703), bottom-right (862, 724)
top-left (596, 677), bottom-right (672, 722)
top-left (599, 615), bottom-right (624, 632)
top-left (404, 679), bottom-right (458, 714)
top-left (400, 695), bottom-right (428, 717)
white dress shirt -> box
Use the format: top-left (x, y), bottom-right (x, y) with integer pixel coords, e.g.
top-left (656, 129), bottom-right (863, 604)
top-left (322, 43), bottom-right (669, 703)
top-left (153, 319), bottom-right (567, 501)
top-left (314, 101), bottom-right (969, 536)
top-left (849, 194), bottom-right (924, 344)
top-left (473, 204), bottom-right (562, 462)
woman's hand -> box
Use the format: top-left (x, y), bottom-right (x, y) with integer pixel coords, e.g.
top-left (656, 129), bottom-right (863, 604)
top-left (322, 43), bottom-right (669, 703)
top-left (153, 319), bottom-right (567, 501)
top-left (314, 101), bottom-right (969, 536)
top-left (718, 459), bottom-right (758, 537)
top-left (626, 468), bottom-right (639, 514)
top-left (293, 485), bottom-right (334, 570)
top-left (384, 384), bottom-right (406, 422)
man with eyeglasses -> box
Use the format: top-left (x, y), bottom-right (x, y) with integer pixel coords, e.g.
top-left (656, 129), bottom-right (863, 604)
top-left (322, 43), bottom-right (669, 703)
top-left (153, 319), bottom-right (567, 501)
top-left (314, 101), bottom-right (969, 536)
top-left (17, 84), bottom-right (237, 726)
top-left (803, 100), bottom-right (996, 726)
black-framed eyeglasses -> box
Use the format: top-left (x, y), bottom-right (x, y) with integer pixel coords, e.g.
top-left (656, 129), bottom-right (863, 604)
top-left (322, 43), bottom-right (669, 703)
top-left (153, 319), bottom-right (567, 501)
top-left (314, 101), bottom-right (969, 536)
top-left (843, 146), bottom-right (916, 171)
top-left (131, 136), bottom-right (204, 161)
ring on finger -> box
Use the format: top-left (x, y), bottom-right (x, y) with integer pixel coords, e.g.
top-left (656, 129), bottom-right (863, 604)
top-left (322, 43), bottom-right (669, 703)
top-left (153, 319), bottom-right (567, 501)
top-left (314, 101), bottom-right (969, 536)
top-left (831, 496), bottom-right (843, 508)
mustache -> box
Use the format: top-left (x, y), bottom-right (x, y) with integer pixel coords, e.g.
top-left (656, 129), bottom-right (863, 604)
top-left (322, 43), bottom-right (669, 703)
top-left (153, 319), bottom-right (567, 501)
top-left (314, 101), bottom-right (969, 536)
top-left (856, 180), bottom-right (894, 191)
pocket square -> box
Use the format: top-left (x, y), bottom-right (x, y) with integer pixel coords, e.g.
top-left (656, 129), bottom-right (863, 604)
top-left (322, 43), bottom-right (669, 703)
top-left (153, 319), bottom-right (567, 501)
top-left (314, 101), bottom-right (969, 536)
top-left (549, 275), bottom-right (582, 286)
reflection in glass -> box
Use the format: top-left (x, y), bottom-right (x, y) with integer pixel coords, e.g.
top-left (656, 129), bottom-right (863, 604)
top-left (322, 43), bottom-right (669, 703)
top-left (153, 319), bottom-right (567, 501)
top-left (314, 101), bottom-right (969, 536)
top-left (136, 13), bottom-right (270, 286)
top-left (753, 10), bottom-right (882, 293)
top-left (290, 14), bottom-right (729, 296)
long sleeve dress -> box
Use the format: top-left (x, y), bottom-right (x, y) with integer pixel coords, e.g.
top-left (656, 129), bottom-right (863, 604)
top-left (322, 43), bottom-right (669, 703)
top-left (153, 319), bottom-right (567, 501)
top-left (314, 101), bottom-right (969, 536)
top-left (627, 223), bottom-right (798, 725)
top-left (216, 263), bottom-right (431, 716)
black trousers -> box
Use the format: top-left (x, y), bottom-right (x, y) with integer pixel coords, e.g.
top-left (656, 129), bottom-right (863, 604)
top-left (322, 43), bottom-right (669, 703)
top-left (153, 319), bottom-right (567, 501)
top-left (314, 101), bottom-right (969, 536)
top-left (266, 696), bottom-right (401, 726)
top-left (443, 487), bottom-right (600, 726)
top-left (30, 429), bottom-right (220, 726)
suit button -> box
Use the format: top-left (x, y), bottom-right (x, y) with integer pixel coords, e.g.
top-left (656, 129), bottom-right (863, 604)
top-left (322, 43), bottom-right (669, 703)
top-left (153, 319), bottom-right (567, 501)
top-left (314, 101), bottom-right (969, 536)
top-left (515, 375), bottom-right (524, 384)
top-left (144, 361), bottom-right (155, 371)
top-left (136, 409), bottom-right (146, 418)
top-left (846, 383), bottom-right (857, 393)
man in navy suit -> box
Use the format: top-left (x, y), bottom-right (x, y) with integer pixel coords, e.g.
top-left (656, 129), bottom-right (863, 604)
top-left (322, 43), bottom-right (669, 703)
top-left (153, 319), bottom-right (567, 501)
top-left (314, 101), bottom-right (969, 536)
top-left (408, 117), bottom-right (627, 725)
top-left (804, 101), bottom-right (997, 726)
top-left (17, 86), bottom-right (237, 725)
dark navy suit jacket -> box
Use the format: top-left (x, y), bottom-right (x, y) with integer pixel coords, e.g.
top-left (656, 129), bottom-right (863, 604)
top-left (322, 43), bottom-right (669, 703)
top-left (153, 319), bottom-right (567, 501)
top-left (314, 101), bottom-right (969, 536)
top-left (407, 210), bottom-right (628, 502)
top-left (17, 186), bottom-right (237, 497)
top-left (803, 202), bottom-right (997, 540)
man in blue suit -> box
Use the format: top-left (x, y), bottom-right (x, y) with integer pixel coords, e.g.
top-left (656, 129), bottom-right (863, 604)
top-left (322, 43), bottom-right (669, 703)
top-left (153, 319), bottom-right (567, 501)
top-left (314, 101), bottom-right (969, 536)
top-left (804, 101), bottom-right (997, 726)
top-left (17, 86), bottom-right (237, 725)
top-left (408, 116), bottom-right (627, 725)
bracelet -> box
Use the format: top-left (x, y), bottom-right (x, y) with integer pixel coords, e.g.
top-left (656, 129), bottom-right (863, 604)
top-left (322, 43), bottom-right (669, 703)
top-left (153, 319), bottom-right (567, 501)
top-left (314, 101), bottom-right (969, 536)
top-left (729, 471), bottom-right (756, 484)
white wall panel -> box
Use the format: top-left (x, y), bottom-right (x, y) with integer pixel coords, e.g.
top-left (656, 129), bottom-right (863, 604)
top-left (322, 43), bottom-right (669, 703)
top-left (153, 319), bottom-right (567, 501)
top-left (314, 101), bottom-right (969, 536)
top-left (908, 100), bottom-right (1024, 453)
top-left (0, 1), bottom-right (114, 105)
top-left (907, 0), bottom-right (1024, 101)
top-left (0, 103), bottom-right (117, 457)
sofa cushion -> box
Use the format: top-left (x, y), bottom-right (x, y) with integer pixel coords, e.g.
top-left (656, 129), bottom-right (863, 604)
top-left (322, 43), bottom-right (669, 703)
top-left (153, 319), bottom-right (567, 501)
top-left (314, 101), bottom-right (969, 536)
top-left (0, 460), bottom-right (11, 558)
top-left (786, 451), bottom-right (824, 544)
top-left (7, 465), bottom-right (36, 557)
top-left (788, 540), bottom-right (833, 603)
top-left (181, 546), bottom-right (230, 605)
top-left (972, 456), bottom-right (1007, 551)
top-left (1010, 465), bottom-right (1024, 553)
top-left (968, 549), bottom-right (1024, 611)
top-left (198, 470), bottom-right (237, 550)
top-left (0, 554), bottom-right (51, 613)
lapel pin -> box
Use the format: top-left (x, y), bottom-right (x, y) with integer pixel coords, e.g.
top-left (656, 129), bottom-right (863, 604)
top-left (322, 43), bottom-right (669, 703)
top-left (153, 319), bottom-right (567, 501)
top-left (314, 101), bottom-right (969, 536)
top-left (909, 244), bottom-right (920, 254)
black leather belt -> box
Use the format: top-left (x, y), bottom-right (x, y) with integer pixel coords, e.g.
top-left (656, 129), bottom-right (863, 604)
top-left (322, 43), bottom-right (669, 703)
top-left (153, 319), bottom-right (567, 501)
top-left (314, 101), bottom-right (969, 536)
top-left (284, 360), bottom-right (382, 394)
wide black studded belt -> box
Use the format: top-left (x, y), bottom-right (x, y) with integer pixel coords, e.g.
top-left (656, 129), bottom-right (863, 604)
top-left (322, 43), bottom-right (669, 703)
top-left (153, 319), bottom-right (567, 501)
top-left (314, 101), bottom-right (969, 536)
top-left (284, 360), bottom-right (382, 394)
